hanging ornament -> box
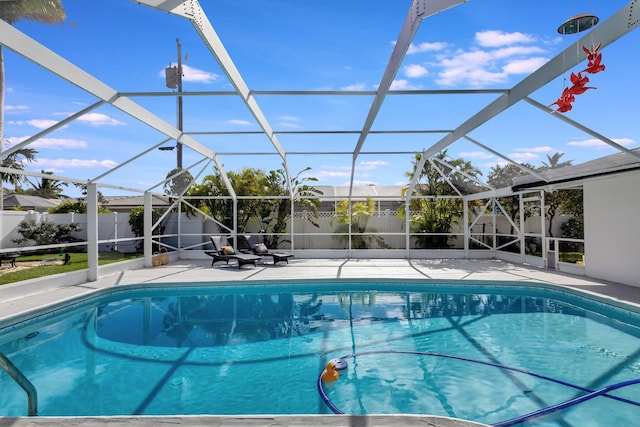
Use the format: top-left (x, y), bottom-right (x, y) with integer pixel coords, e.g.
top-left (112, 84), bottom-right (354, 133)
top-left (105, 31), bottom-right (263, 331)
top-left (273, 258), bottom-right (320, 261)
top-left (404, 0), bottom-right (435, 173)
top-left (549, 87), bottom-right (576, 113)
top-left (581, 43), bottom-right (605, 74)
top-left (567, 71), bottom-right (595, 96)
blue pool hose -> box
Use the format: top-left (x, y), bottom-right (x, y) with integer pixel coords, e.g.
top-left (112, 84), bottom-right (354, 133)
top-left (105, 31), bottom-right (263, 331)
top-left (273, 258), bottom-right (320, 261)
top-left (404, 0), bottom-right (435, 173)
top-left (316, 350), bottom-right (640, 425)
top-left (492, 378), bottom-right (640, 427)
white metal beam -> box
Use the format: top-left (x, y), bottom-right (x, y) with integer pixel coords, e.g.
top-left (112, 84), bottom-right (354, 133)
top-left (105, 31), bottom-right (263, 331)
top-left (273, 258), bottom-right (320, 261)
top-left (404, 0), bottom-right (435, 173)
top-left (134, 0), bottom-right (292, 191)
top-left (405, 0), bottom-right (640, 200)
top-left (348, 0), bottom-right (468, 199)
top-left (0, 20), bottom-right (209, 160)
top-left (523, 97), bottom-right (640, 161)
top-left (463, 135), bottom-right (550, 183)
top-left (0, 17), bottom-right (236, 199)
top-left (1, 100), bottom-right (105, 160)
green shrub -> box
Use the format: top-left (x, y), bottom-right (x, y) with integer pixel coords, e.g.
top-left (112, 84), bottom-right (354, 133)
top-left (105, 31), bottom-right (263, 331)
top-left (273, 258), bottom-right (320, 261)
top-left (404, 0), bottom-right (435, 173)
top-left (11, 220), bottom-right (82, 251)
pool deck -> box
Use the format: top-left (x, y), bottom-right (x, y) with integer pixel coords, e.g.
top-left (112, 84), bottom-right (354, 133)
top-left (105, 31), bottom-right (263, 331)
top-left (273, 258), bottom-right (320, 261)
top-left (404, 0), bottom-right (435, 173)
top-left (1, 258), bottom-right (639, 426)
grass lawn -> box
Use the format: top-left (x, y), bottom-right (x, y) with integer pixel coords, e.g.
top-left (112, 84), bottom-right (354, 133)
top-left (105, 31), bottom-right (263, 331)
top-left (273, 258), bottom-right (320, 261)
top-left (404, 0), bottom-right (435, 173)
top-left (559, 252), bottom-right (585, 264)
top-left (0, 252), bottom-right (143, 286)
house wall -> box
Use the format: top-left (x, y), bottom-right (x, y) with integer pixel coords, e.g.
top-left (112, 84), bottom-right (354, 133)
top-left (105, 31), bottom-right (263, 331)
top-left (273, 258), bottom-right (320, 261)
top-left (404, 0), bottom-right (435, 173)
top-left (584, 169), bottom-right (640, 287)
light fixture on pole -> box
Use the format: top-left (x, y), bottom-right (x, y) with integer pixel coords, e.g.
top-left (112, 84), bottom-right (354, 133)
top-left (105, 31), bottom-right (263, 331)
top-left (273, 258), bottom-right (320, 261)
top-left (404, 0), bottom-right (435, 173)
top-left (164, 38), bottom-right (184, 169)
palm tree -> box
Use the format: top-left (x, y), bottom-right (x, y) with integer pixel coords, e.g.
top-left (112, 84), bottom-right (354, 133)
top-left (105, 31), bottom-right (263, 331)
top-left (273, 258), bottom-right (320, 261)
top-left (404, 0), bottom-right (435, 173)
top-left (540, 152), bottom-right (574, 237)
top-left (541, 152), bottom-right (573, 170)
top-left (0, 1), bottom-right (66, 210)
top-left (24, 169), bottom-right (67, 198)
top-left (400, 151), bottom-right (482, 249)
top-left (0, 142), bottom-right (37, 209)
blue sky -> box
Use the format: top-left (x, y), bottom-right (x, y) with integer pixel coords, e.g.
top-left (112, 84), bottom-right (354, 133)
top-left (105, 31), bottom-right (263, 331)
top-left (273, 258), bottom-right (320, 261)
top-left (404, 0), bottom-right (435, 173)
top-left (3, 0), bottom-right (639, 197)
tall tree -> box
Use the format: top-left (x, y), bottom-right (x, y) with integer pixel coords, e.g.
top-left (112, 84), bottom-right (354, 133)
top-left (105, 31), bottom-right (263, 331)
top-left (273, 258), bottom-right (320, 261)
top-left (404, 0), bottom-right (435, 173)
top-left (24, 169), bottom-right (67, 198)
top-left (188, 167), bottom-right (269, 233)
top-left (257, 166), bottom-right (322, 248)
top-left (0, 0), bottom-right (66, 210)
top-left (540, 152), bottom-right (574, 237)
top-left (0, 142), bottom-right (36, 209)
top-left (400, 150), bottom-right (481, 248)
top-left (541, 152), bottom-right (573, 170)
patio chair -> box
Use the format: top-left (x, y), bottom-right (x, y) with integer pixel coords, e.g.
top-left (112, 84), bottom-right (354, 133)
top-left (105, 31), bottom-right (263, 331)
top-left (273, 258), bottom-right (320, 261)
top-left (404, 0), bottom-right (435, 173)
top-left (245, 235), bottom-right (294, 265)
top-left (205, 236), bottom-right (261, 268)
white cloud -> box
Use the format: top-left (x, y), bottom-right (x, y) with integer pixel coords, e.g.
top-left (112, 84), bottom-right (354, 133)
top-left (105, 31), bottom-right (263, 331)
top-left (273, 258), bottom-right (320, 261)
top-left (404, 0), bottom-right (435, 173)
top-left (227, 119), bottom-right (252, 126)
top-left (567, 137), bottom-right (636, 149)
top-left (5, 136), bottom-right (87, 150)
top-left (30, 119), bottom-right (58, 129)
top-left (422, 30), bottom-right (551, 87)
top-left (318, 170), bottom-right (351, 179)
top-left (161, 63), bottom-right (219, 84)
top-left (182, 64), bottom-right (219, 83)
top-left (277, 121), bottom-right (300, 129)
top-left (357, 160), bottom-right (390, 170)
top-left (5, 105), bottom-right (29, 113)
top-left (34, 158), bottom-right (118, 169)
top-left (404, 64), bottom-right (428, 78)
top-left (341, 82), bottom-right (368, 91)
top-left (277, 115), bottom-right (301, 128)
top-left (407, 41), bottom-right (448, 54)
top-left (8, 119), bottom-right (58, 129)
top-left (31, 138), bottom-right (87, 150)
top-left (459, 151), bottom-right (494, 160)
top-left (436, 55), bottom-right (507, 87)
top-left (502, 57), bottom-right (547, 74)
top-left (475, 30), bottom-right (535, 47)
top-left (515, 146), bottom-right (555, 153)
top-left (78, 113), bottom-right (124, 127)
top-left (390, 79), bottom-right (418, 90)
top-left (492, 45), bottom-right (545, 59)
top-left (509, 152), bottom-right (539, 161)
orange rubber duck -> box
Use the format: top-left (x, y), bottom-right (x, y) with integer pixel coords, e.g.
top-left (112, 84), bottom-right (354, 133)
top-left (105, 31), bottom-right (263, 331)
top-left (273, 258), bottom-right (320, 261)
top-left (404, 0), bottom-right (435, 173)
top-left (321, 361), bottom-right (339, 382)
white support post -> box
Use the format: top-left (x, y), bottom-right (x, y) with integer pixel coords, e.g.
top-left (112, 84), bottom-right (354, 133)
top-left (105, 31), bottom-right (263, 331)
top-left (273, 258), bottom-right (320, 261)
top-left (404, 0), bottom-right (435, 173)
top-left (519, 193), bottom-right (525, 260)
top-left (232, 199), bottom-right (238, 248)
top-left (144, 192), bottom-right (153, 267)
top-left (405, 198), bottom-right (411, 258)
top-left (540, 190), bottom-right (548, 267)
top-left (86, 183), bottom-right (99, 281)
top-left (177, 197), bottom-right (182, 253)
top-left (290, 195), bottom-right (295, 251)
top-left (463, 197), bottom-right (469, 256)
top-left (491, 197), bottom-right (497, 251)
top-left (114, 212), bottom-right (118, 252)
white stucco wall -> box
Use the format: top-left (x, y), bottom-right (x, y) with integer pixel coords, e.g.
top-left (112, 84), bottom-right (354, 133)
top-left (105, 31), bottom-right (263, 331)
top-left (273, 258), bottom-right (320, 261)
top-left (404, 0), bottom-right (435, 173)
top-left (584, 169), bottom-right (640, 287)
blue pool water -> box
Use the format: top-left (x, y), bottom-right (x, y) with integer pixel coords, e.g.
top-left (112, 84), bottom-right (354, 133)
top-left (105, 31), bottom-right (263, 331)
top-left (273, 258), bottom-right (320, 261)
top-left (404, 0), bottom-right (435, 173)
top-left (0, 280), bottom-right (639, 426)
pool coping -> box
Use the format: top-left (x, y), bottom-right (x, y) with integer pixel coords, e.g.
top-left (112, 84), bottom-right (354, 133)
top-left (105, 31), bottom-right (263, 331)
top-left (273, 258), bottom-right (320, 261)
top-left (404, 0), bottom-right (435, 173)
top-left (0, 414), bottom-right (490, 426)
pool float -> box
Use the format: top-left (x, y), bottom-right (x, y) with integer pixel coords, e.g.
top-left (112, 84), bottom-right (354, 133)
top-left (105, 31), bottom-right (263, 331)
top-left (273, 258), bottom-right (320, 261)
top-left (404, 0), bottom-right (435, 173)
top-left (321, 361), bottom-right (339, 382)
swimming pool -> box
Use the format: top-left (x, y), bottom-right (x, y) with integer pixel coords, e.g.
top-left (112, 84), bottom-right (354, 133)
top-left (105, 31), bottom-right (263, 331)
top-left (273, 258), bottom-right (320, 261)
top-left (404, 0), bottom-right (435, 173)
top-left (0, 279), bottom-right (639, 426)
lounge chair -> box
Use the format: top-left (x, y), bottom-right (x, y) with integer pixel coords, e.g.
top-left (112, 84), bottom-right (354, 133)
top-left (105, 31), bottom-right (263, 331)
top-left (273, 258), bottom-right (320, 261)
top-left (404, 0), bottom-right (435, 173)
top-left (205, 236), bottom-right (261, 268)
top-left (245, 235), bottom-right (294, 265)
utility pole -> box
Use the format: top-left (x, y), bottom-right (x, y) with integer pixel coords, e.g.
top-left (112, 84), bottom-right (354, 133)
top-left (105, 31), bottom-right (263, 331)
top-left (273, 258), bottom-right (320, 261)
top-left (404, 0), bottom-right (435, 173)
top-left (176, 38), bottom-right (183, 170)
top-left (164, 38), bottom-right (183, 169)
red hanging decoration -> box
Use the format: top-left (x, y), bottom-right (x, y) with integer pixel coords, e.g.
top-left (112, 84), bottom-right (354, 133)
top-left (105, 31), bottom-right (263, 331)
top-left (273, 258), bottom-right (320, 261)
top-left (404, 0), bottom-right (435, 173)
top-left (567, 72), bottom-right (595, 95)
top-left (549, 87), bottom-right (576, 113)
top-left (581, 43), bottom-right (605, 74)
top-left (549, 43), bottom-right (605, 113)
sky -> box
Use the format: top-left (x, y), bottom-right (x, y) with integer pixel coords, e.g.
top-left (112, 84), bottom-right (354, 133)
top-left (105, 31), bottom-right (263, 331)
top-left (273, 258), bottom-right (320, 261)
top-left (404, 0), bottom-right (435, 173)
top-left (2, 0), bottom-right (639, 197)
